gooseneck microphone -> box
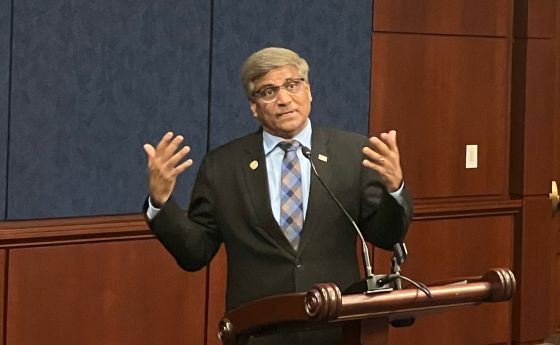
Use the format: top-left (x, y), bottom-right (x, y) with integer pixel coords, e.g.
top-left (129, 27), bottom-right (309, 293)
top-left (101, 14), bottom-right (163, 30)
top-left (391, 242), bottom-right (407, 290)
top-left (300, 146), bottom-right (390, 293)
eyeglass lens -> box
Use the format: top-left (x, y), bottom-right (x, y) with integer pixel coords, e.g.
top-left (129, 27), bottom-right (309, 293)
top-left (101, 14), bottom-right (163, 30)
top-left (256, 78), bottom-right (305, 103)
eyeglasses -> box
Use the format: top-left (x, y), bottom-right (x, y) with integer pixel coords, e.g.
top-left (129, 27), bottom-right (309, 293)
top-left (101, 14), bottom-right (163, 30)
top-left (252, 78), bottom-right (306, 103)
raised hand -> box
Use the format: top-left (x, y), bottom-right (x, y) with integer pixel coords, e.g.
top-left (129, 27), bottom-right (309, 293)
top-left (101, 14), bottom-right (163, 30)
top-left (144, 132), bottom-right (193, 206)
top-left (361, 130), bottom-right (403, 192)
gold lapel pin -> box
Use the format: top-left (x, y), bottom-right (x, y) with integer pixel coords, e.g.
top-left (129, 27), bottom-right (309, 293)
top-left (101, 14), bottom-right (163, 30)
top-left (318, 154), bottom-right (328, 162)
top-left (249, 160), bottom-right (259, 170)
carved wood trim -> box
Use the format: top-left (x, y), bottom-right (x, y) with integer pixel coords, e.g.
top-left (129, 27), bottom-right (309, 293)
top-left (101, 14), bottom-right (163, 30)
top-left (220, 268), bottom-right (515, 344)
top-left (0, 214), bottom-right (151, 248)
top-left (413, 199), bottom-right (522, 220)
top-left (0, 198), bottom-right (524, 248)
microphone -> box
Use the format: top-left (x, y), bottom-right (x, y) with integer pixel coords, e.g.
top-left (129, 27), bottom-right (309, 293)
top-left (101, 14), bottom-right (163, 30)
top-left (301, 146), bottom-right (391, 293)
top-left (391, 242), bottom-right (407, 290)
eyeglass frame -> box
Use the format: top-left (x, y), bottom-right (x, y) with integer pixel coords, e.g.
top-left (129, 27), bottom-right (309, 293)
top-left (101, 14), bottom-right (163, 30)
top-left (251, 77), bottom-right (307, 103)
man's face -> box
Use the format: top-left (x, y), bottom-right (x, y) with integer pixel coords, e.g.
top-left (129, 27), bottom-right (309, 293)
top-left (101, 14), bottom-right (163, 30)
top-left (250, 65), bottom-right (312, 139)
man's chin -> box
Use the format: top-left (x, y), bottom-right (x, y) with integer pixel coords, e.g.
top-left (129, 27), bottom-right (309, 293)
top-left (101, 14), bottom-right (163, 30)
top-left (276, 125), bottom-right (306, 138)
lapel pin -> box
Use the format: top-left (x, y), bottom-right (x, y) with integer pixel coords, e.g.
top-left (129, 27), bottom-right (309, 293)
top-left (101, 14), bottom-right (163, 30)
top-left (318, 154), bottom-right (328, 162)
top-left (249, 160), bottom-right (259, 170)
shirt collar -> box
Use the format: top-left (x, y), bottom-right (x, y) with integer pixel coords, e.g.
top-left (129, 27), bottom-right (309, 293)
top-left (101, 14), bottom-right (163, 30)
top-left (263, 119), bottom-right (312, 155)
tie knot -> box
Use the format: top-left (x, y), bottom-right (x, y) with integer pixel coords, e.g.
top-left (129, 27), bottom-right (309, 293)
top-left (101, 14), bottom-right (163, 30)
top-left (278, 140), bottom-right (301, 152)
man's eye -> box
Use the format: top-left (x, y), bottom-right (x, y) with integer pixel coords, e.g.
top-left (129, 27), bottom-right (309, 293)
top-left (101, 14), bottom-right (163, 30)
top-left (261, 88), bottom-right (275, 96)
top-left (286, 82), bottom-right (298, 90)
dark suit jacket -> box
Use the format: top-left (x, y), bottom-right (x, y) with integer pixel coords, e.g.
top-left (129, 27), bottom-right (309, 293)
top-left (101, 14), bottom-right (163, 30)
top-left (146, 126), bottom-right (413, 345)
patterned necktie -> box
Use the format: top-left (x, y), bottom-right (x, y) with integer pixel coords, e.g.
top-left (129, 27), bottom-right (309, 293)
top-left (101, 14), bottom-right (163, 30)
top-left (278, 140), bottom-right (304, 250)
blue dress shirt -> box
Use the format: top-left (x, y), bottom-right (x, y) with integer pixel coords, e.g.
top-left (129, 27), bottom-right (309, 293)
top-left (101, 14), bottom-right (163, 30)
top-left (263, 119), bottom-right (312, 223)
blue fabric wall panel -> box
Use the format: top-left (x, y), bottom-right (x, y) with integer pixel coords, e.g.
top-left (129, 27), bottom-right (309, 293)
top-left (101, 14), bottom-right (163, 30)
top-left (209, 0), bottom-right (372, 149)
top-left (8, 0), bottom-right (210, 219)
top-left (0, 0), bottom-right (10, 220)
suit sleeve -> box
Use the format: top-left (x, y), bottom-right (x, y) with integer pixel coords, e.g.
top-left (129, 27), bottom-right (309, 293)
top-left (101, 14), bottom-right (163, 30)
top-left (144, 155), bottom-right (223, 271)
top-left (358, 151), bottom-right (413, 250)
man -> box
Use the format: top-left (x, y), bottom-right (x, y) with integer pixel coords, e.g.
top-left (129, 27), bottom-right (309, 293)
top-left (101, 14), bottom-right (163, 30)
top-left (143, 47), bottom-right (413, 345)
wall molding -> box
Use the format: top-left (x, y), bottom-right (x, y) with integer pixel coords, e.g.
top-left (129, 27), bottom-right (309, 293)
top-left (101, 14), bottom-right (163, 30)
top-left (0, 197), bottom-right (524, 249)
top-left (413, 199), bottom-right (522, 220)
top-left (0, 214), bottom-right (151, 248)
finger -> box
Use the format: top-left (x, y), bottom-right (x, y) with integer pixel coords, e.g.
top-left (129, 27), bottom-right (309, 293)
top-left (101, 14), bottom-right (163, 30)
top-left (362, 159), bottom-right (384, 173)
top-left (391, 130), bottom-right (400, 155)
top-left (143, 144), bottom-right (155, 159)
top-left (155, 131), bottom-right (174, 153)
top-left (162, 135), bottom-right (185, 160)
top-left (172, 159), bottom-right (194, 177)
top-left (167, 145), bottom-right (191, 167)
top-left (367, 136), bottom-right (391, 157)
top-left (380, 130), bottom-right (398, 152)
top-left (362, 146), bottom-right (386, 164)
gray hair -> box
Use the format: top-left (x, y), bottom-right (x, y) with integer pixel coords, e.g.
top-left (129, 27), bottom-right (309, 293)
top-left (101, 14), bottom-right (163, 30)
top-left (241, 47), bottom-right (309, 99)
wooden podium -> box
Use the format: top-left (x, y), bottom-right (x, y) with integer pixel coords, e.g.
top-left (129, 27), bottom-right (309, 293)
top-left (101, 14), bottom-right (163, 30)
top-left (218, 268), bottom-right (516, 345)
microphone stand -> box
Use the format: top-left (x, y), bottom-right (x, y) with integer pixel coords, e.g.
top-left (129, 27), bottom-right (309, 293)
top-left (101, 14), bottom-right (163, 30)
top-left (301, 146), bottom-right (391, 294)
top-left (388, 242), bottom-right (416, 327)
top-left (391, 242), bottom-right (407, 290)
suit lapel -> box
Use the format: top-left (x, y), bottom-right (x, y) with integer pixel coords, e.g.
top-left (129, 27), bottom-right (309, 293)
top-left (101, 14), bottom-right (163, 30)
top-left (240, 130), bottom-right (297, 256)
top-left (298, 127), bottom-right (334, 254)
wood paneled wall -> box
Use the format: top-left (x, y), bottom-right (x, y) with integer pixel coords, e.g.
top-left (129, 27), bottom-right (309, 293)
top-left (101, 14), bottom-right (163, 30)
top-left (374, 216), bottom-right (514, 345)
top-left (554, 1), bottom-right (560, 335)
top-left (510, 1), bottom-right (558, 344)
top-left (371, 0), bottom-right (511, 201)
top-left (0, 216), bottom-right (208, 345)
top-left (370, 1), bottom-right (558, 345)
top-left (372, 33), bottom-right (509, 199)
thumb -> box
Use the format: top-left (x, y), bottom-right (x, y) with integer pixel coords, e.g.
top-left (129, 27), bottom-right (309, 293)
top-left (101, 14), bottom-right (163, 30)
top-left (143, 144), bottom-right (155, 158)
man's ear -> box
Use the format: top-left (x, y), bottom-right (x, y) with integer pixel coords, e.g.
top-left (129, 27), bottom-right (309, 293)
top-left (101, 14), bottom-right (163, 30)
top-left (306, 87), bottom-right (312, 102)
top-left (250, 102), bottom-right (258, 117)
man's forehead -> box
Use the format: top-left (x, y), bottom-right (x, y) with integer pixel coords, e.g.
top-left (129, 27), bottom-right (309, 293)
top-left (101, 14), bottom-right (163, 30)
top-left (254, 65), bottom-right (300, 86)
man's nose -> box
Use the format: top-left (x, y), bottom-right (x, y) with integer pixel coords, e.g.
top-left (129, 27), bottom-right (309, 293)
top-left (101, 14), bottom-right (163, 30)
top-left (276, 87), bottom-right (292, 104)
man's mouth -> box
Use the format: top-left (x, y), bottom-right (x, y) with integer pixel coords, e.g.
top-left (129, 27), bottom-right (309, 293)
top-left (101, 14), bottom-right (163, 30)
top-left (277, 110), bottom-right (296, 117)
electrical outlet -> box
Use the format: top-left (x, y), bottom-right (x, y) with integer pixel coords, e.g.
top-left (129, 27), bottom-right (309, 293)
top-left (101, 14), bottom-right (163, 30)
top-left (466, 145), bottom-right (478, 169)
